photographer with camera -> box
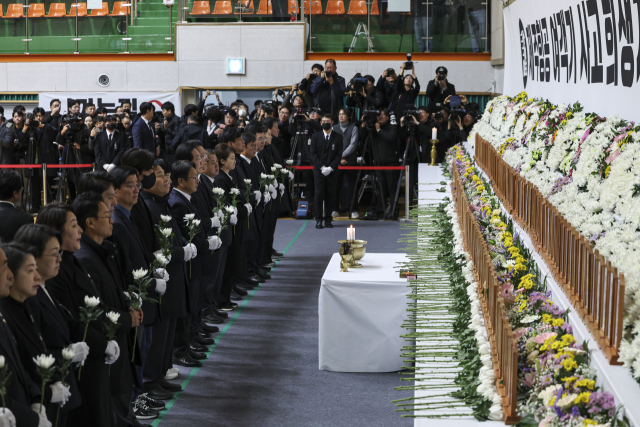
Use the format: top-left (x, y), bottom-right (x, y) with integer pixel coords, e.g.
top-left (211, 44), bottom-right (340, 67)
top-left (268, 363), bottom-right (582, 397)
top-left (376, 68), bottom-right (397, 106)
top-left (426, 66), bottom-right (456, 110)
top-left (345, 74), bottom-right (385, 113)
top-left (310, 59), bottom-right (345, 121)
top-left (332, 108), bottom-right (360, 219)
top-left (0, 111), bottom-right (28, 165)
top-left (22, 108), bottom-right (56, 211)
top-left (287, 106), bottom-right (322, 201)
top-left (56, 111), bottom-right (93, 201)
top-left (360, 109), bottom-right (399, 220)
top-left (389, 60), bottom-right (421, 120)
top-left (446, 108), bottom-right (477, 146)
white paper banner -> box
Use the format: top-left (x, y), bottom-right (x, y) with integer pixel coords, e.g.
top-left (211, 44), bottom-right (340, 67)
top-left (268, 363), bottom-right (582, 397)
top-left (503, 0), bottom-right (640, 121)
top-left (87, 0), bottom-right (102, 10)
top-left (38, 92), bottom-right (181, 115)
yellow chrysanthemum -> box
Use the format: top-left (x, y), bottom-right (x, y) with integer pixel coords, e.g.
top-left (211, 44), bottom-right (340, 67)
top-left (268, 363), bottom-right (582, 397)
top-left (562, 357), bottom-right (578, 371)
top-left (575, 379), bottom-right (595, 390)
top-left (574, 392), bottom-right (591, 404)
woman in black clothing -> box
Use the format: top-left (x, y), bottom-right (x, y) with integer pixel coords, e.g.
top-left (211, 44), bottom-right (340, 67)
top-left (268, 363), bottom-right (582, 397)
top-left (36, 204), bottom-right (115, 427)
top-left (0, 243), bottom-right (79, 426)
top-left (13, 224), bottom-right (88, 427)
top-left (388, 62), bottom-right (421, 120)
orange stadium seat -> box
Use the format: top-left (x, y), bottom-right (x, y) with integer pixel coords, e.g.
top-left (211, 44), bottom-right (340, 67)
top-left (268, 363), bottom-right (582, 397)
top-left (46, 3), bottom-right (67, 17)
top-left (5, 3), bottom-right (25, 18)
top-left (69, 3), bottom-right (88, 16)
top-left (303, 0), bottom-right (322, 14)
top-left (257, 0), bottom-right (272, 14)
top-left (89, 2), bottom-right (110, 16)
top-left (110, 1), bottom-right (130, 16)
top-left (347, 0), bottom-right (378, 15)
top-left (325, 0), bottom-right (345, 14)
top-left (27, 3), bottom-right (45, 17)
top-left (190, 1), bottom-right (211, 14)
top-left (212, 0), bottom-right (232, 14)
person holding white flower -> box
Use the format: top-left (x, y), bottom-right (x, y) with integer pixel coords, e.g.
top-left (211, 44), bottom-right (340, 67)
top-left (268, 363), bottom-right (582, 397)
top-left (72, 192), bottom-right (151, 425)
top-left (14, 224), bottom-right (90, 426)
top-left (36, 203), bottom-right (114, 427)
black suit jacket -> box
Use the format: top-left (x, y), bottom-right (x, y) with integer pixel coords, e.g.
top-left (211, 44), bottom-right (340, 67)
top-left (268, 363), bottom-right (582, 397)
top-left (74, 234), bottom-right (138, 395)
top-left (310, 131), bottom-right (343, 171)
top-left (0, 203), bottom-right (33, 242)
top-left (198, 175), bottom-right (233, 248)
top-left (0, 308), bottom-right (41, 427)
top-left (93, 129), bottom-right (126, 171)
top-left (111, 206), bottom-right (159, 326)
top-left (132, 117), bottom-right (157, 153)
top-left (235, 156), bottom-right (262, 236)
top-left (213, 172), bottom-right (247, 278)
top-left (139, 191), bottom-right (189, 319)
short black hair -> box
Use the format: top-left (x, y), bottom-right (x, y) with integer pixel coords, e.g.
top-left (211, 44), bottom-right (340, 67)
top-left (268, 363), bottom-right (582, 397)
top-left (187, 115), bottom-right (199, 124)
top-left (120, 148), bottom-right (154, 173)
top-left (171, 161), bottom-right (196, 187)
top-left (105, 115), bottom-right (116, 123)
top-left (245, 123), bottom-right (263, 135)
top-left (109, 166), bottom-right (139, 189)
top-left (364, 75), bottom-right (375, 84)
top-left (139, 102), bottom-right (153, 116)
top-left (1, 242), bottom-right (35, 276)
top-left (12, 110), bottom-right (24, 118)
top-left (312, 63), bottom-right (324, 71)
top-left (225, 109), bottom-right (238, 119)
top-left (0, 170), bottom-right (23, 200)
top-left (36, 203), bottom-right (73, 234)
top-left (14, 224), bottom-right (62, 258)
top-left (338, 108), bottom-right (351, 118)
top-left (254, 100), bottom-right (262, 106)
top-left (68, 99), bottom-right (80, 107)
top-left (77, 171), bottom-right (117, 195)
top-left (175, 142), bottom-right (199, 162)
top-left (73, 192), bottom-right (104, 231)
top-left (262, 117), bottom-right (277, 132)
top-left (214, 143), bottom-right (235, 167)
top-left (50, 98), bottom-right (61, 107)
top-left (161, 102), bottom-right (175, 114)
top-left (96, 107), bottom-right (108, 115)
top-left (322, 114), bottom-right (333, 121)
top-left (280, 106), bottom-right (291, 114)
top-left (242, 132), bottom-right (256, 144)
top-left (153, 158), bottom-right (171, 175)
top-left (121, 101), bottom-right (132, 107)
top-left (85, 103), bottom-right (95, 109)
top-left (184, 104), bottom-right (198, 116)
top-left (13, 105), bottom-right (25, 113)
top-left (32, 107), bottom-right (45, 116)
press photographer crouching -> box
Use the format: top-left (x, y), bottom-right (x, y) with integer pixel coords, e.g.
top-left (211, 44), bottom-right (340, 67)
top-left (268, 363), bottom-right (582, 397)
top-left (360, 109), bottom-right (399, 220)
top-left (446, 107), bottom-right (478, 146)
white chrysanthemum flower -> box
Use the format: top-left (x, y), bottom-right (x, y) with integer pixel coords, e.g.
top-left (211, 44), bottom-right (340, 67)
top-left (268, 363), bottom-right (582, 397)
top-left (230, 188), bottom-right (240, 195)
top-left (286, 159), bottom-right (293, 165)
top-left (184, 213), bottom-right (195, 221)
top-left (160, 228), bottom-right (172, 238)
top-left (260, 173), bottom-right (268, 179)
top-left (192, 219), bottom-right (201, 227)
top-left (33, 354), bottom-right (55, 369)
top-left (132, 269), bottom-right (148, 280)
top-left (0, 355), bottom-right (4, 368)
top-left (154, 253), bottom-right (169, 265)
top-left (106, 311), bottom-right (120, 324)
top-left (273, 163), bottom-right (282, 169)
top-left (224, 206), bottom-right (235, 214)
top-left (212, 188), bottom-right (225, 196)
top-left (84, 296), bottom-right (100, 307)
top-left (244, 179), bottom-right (252, 185)
top-left (62, 348), bottom-right (75, 360)
top-left (160, 214), bottom-right (172, 223)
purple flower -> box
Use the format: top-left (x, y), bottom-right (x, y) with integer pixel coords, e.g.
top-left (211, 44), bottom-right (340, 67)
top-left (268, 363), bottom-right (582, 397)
top-left (572, 406), bottom-right (580, 417)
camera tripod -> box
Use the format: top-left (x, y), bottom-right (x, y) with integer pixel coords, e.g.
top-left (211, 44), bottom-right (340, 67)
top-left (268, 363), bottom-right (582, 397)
top-left (21, 132), bottom-right (38, 211)
top-left (389, 126), bottom-right (420, 218)
top-left (348, 128), bottom-right (387, 219)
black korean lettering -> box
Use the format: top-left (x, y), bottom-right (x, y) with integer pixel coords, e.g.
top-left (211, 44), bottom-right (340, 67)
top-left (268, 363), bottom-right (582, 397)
top-left (567, 8), bottom-right (578, 83)
top-left (578, 2), bottom-right (592, 82)
top-left (551, 12), bottom-right (562, 81)
top-left (618, 0), bottom-right (633, 43)
top-left (602, 0), bottom-right (619, 85)
top-left (621, 45), bottom-right (635, 86)
top-left (587, 0), bottom-right (604, 83)
top-left (541, 18), bottom-right (552, 81)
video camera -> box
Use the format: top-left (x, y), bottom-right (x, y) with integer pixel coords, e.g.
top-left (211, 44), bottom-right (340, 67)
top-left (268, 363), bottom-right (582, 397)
top-left (25, 112), bottom-right (40, 130)
top-left (404, 53), bottom-right (414, 71)
top-left (293, 108), bottom-right (311, 122)
top-left (261, 101), bottom-right (274, 115)
top-left (62, 114), bottom-right (85, 132)
top-left (362, 109), bottom-right (380, 127)
top-left (448, 107), bottom-right (466, 123)
top-left (402, 108), bottom-right (421, 124)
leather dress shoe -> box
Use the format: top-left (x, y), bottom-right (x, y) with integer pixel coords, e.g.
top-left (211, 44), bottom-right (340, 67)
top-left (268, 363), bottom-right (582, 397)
top-left (146, 386), bottom-right (174, 401)
top-left (160, 379), bottom-right (183, 393)
top-left (272, 249), bottom-right (284, 257)
top-left (315, 221), bottom-right (323, 229)
top-left (233, 285), bottom-right (248, 296)
top-left (213, 308), bottom-right (228, 318)
top-left (188, 349), bottom-right (207, 360)
top-left (243, 276), bottom-right (260, 286)
top-left (198, 331), bottom-right (213, 339)
top-left (203, 314), bottom-right (224, 324)
top-left (199, 322), bottom-right (220, 333)
top-left (241, 281), bottom-right (258, 289)
top-left (262, 262), bottom-right (276, 269)
top-left (230, 293), bottom-right (243, 301)
top-left (256, 271), bottom-right (271, 280)
top-left (218, 301), bottom-right (235, 311)
top-left (189, 341), bottom-right (208, 352)
top-left (193, 334), bottom-right (215, 345)
top-left (173, 354), bottom-right (202, 368)
top-left (325, 221), bottom-right (334, 228)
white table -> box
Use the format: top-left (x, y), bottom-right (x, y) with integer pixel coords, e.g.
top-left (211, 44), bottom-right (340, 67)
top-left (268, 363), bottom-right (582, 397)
top-left (318, 253), bottom-right (410, 372)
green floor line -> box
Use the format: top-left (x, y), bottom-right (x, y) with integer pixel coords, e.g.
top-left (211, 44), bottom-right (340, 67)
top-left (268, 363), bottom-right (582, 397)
top-left (151, 219), bottom-right (309, 426)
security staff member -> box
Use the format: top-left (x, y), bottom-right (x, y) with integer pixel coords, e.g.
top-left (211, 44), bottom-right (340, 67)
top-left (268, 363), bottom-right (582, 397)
top-left (309, 115), bottom-right (343, 229)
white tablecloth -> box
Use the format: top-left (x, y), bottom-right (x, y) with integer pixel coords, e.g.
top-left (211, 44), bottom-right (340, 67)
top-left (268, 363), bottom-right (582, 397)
top-left (318, 253), bottom-right (410, 372)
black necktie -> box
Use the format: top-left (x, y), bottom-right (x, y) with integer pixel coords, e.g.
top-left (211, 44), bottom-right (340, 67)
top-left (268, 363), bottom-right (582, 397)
top-left (109, 133), bottom-right (113, 142)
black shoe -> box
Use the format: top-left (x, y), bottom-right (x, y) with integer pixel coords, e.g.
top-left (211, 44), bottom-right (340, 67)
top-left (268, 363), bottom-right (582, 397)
top-left (132, 401), bottom-right (159, 420)
top-left (203, 314), bottom-right (224, 324)
top-left (199, 322), bottom-right (220, 333)
top-left (198, 330), bottom-right (213, 339)
top-left (218, 301), bottom-right (235, 311)
top-left (262, 262), bottom-right (276, 269)
top-left (242, 280), bottom-right (258, 289)
top-left (173, 354), bottom-right (202, 368)
top-left (272, 249), bottom-right (284, 257)
top-left (189, 341), bottom-right (208, 352)
top-left (146, 386), bottom-right (174, 401)
top-left (315, 221), bottom-right (323, 229)
top-left (194, 334), bottom-right (215, 345)
top-left (231, 302), bottom-right (238, 308)
top-left (160, 379), bottom-right (183, 393)
top-left (188, 349), bottom-right (207, 360)
top-left (243, 276), bottom-right (260, 286)
top-left (256, 271), bottom-right (271, 280)
top-left (136, 393), bottom-right (165, 411)
top-left (230, 293), bottom-right (243, 301)
top-left (325, 221), bottom-right (334, 228)
top-left (233, 285), bottom-right (248, 296)
top-left (213, 308), bottom-right (228, 318)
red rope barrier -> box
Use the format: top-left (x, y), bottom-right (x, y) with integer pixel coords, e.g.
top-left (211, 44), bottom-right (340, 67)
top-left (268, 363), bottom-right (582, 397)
top-left (0, 164), bottom-right (93, 169)
top-left (289, 166), bottom-right (407, 170)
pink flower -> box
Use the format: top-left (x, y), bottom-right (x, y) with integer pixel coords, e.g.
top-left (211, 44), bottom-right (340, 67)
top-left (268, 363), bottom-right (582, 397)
top-left (519, 372), bottom-right (536, 388)
top-left (535, 332), bottom-right (557, 344)
top-left (538, 415), bottom-right (554, 427)
top-left (614, 133), bottom-right (626, 142)
top-left (610, 149), bottom-right (620, 163)
top-left (514, 328), bottom-right (528, 340)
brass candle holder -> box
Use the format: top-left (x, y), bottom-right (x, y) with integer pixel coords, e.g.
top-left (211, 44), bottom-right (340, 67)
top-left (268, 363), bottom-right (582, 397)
top-left (430, 139), bottom-right (439, 166)
top-left (338, 240), bottom-right (367, 271)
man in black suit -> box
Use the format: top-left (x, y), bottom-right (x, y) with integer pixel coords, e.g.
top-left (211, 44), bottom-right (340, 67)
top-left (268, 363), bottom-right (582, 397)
top-left (94, 115), bottom-right (126, 172)
top-left (0, 170), bottom-right (33, 242)
top-left (171, 116), bottom-right (205, 153)
top-left (132, 102), bottom-right (157, 154)
top-left (309, 115), bottom-right (343, 229)
top-left (0, 245), bottom-right (46, 427)
top-left (109, 166), bottom-right (170, 401)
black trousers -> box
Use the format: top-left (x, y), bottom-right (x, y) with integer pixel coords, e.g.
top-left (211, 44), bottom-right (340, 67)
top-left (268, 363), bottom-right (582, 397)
top-left (376, 162), bottom-right (400, 216)
top-left (313, 169), bottom-right (338, 222)
top-left (143, 317), bottom-right (176, 391)
top-left (190, 274), bottom-right (211, 337)
top-left (206, 247), bottom-right (226, 308)
top-left (244, 236), bottom-right (261, 274)
top-left (336, 169), bottom-right (358, 213)
top-left (174, 276), bottom-right (201, 356)
top-left (112, 391), bottom-right (136, 427)
top-left (261, 212), bottom-right (277, 265)
top-left (257, 206), bottom-right (271, 265)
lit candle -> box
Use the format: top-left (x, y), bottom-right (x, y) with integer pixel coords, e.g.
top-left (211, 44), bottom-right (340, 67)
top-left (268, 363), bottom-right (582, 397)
top-left (432, 127), bottom-right (437, 140)
top-left (352, 226), bottom-right (355, 241)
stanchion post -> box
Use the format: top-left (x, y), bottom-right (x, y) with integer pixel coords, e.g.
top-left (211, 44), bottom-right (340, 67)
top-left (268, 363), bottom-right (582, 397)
top-left (398, 165), bottom-right (414, 224)
top-left (42, 164), bottom-right (48, 206)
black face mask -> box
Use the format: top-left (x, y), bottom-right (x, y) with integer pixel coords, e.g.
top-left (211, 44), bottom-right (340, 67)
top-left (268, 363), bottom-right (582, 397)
top-left (106, 123), bottom-right (116, 131)
top-left (141, 173), bottom-right (157, 190)
top-left (322, 123), bottom-right (332, 130)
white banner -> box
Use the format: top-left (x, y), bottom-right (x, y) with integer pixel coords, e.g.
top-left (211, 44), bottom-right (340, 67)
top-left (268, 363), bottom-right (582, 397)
top-left (38, 92), bottom-right (181, 115)
top-left (86, 0), bottom-right (102, 9)
top-left (503, 0), bottom-right (640, 121)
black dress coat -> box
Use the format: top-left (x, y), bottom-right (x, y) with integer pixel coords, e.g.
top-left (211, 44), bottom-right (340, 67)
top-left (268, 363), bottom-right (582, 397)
top-left (0, 309), bottom-right (41, 427)
top-left (213, 172), bottom-right (248, 279)
top-left (74, 234), bottom-right (138, 395)
top-left (111, 207), bottom-right (159, 327)
top-left (199, 174), bottom-right (232, 249)
top-left (264, 143), bottom-right (293, 215)
top-left (44, 252), bottom-right (112, 427)
top-left (0, 203), bottom-right (33, 242)
top-left (0, 296), bottom-right (82, 423)
top-left (139, 191), bottom-right (189, 319)
top-left (93, 129), bottom-right (126, 172)
top-left (231, 158), bottom-right (259, 242)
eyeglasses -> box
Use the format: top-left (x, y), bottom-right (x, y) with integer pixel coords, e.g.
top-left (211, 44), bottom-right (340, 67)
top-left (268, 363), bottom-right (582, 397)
top-left (186, 176), bottom-right (199, 181)
top-left (95, 215), bottom-right (113, 221)
top-left (124, 183), bottom-right (141, 190)
top-left (45, 251), bottom-right (63, 260)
